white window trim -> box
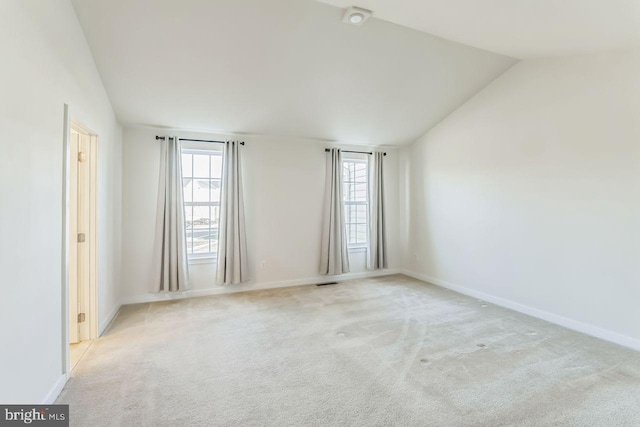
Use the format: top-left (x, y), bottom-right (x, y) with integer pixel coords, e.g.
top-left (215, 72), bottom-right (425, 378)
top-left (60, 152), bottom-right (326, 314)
top-left (181, 143), bottom-right (223, 261)
top-left (188, 255), bottom-right (217, 265)
top-left (342, 155), bottom-right (369, 250)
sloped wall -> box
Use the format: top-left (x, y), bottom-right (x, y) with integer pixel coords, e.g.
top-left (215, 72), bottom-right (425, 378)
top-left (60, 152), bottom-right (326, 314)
top-left (0, 0), bottom-right (123, 403)
top-left (401, 50), bottom-right (640, 348)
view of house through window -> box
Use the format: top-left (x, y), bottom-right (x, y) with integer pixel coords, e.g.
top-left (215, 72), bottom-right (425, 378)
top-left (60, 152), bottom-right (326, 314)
top-left (342, 158), bottom-right (368, 247)
top-left (182, 148), bottom-right (223, 258)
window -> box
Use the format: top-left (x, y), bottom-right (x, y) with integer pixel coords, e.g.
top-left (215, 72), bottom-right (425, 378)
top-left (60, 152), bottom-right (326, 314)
top-left (342, 158), bottom-right (368, 248)
top-left (181, 148), bottom-right (223, 259)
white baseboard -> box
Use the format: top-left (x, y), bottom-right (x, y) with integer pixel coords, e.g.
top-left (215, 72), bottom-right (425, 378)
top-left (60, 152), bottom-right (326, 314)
top-left (42, 374), bottom-right (67, 404)
top-left (400, 269), bottom-right (640, 352)
top-left (99, 303), bottom-right (122, 336)
top-left (121, 269), bottom-right (400, 305)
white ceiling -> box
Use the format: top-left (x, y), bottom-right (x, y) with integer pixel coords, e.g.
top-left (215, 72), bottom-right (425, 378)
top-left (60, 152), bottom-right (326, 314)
top-left (319, 0), bottom-right (640, 59)
top-left (71, 0), bottom-right (514, 146)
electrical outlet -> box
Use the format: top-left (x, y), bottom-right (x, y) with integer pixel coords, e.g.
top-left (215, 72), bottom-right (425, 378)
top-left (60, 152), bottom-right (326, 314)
top-left (259, 260), bottom-right (266, 270)
top-left (413, 253), bottom-right (419, 262)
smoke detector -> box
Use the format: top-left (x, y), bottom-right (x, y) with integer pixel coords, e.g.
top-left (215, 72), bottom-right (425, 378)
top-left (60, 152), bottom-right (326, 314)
top-left (342, 6), bottom-right (372, 26)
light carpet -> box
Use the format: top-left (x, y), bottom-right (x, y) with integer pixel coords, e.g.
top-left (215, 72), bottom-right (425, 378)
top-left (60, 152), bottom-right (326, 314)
top-left (57, 274), bottom-right (640, 426)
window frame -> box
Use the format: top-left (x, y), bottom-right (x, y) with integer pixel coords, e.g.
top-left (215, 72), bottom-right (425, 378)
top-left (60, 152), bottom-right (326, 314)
top-left (181, 143), bottom-right (224, 263)
top-left (342, 155), bottom-right (369, 251)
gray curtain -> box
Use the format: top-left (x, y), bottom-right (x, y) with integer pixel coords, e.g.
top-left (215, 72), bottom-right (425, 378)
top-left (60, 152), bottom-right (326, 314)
top-left (367, 151), bottom-right (388, 270)
top-left (216, 141), bottom-right (249, 285)
top-left (151, 136), bottom-right (190, 292)
top-left (320, 148), bottom-right (350, 275)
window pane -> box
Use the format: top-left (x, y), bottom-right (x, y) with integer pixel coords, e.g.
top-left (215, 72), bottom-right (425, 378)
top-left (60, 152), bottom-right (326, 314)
top-left (356, 204), bottom-right (367, 222)
top-left (181, 149), bottom-right (221, 258)
top-left (182, 153), bottom-right (192, 177)
top-left (210, 179), bottom-right (221, 203)
top-left (357, 224), bottom-right (367, 244)
top-left (342, 159), bottom-right (369, 247)
top-left (193, 154), bottom-right (209, 178)
top-left (184, 205), bottom-right (194, 230)
top-left (211, 155), bottom-right (223, 179)
top-left (192, 206), bottom-right (210, 254)
top-left (183, 179), bottom-right (193, 203)
top-left (206, 205), bottom-right (212, 253)
top-left (353, 183), bottom-right (367, 202)
top-left (185, 206), bottom-right (194, 254)
top-left (342, 164), bottom-right (351, 182)
top-left (209, 208), bottom-right (219, 255)
top-left (193, 179), bottom-right (210, 202)
top-left (344, 204), bottom-right (353, 225)
top-left (211, 205), bottom-right (220, 228)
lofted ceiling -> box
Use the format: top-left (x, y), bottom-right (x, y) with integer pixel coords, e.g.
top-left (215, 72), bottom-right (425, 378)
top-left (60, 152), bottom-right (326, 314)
top-left (71, 0), bottom-right (515, 146)
top-left (319, 0), bottom-right (640, 59)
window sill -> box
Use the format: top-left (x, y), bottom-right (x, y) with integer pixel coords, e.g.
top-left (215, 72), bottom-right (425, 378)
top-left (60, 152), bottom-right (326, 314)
top-left (348, 246), bottom-right (367, 253)
top-left (188, 256), bottom-right (217, 265)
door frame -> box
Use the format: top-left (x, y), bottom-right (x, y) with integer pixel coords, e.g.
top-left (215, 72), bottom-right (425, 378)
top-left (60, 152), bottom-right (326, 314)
top-left (62, 104), bottom-right (99, 375)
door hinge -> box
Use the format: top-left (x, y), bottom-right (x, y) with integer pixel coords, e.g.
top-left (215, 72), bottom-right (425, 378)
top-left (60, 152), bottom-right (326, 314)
top-left (78, 313), bottom-right (86, 323)
top-left (77, 233), bottom-right (86, 243)
top-left (78, 152), bottom-right (87, 162)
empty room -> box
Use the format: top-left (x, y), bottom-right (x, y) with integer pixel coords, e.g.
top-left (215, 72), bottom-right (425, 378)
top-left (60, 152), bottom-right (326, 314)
top-left (1, 0), bottom-right (639, 425)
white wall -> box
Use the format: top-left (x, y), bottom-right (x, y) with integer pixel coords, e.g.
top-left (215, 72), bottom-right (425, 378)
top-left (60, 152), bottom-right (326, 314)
top-left (0, 0), bottom-right (122, 403)
top-left (122, 127), bottom-right (400, 303)
top-left (402, 49), bottom-right (640, 347)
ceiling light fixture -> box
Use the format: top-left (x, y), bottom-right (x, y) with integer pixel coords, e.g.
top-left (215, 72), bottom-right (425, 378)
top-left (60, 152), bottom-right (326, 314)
top-left (342, 6), bottom-right (372, 26)
top-left (350, 13), bottom-right (364, 24)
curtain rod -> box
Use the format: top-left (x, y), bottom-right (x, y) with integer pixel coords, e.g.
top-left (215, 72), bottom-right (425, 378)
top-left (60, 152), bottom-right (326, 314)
top-left (156, 135), bottom-right (245, 145)
top-left (325, 148), bottom-right (386, 156)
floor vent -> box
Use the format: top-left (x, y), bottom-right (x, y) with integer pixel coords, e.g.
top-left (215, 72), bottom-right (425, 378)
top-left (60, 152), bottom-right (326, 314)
top-left (316, 282), bottom-right (338, 286)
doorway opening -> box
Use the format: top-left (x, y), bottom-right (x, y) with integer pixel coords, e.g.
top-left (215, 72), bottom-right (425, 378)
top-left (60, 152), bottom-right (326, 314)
top-left (67, 123), bottom-right (98, 372)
